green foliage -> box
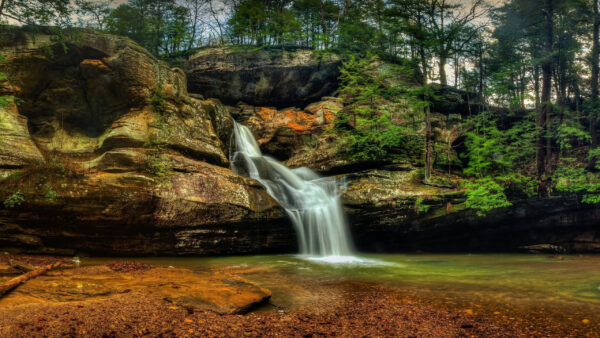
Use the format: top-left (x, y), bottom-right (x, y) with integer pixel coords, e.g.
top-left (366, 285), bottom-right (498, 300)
top-left (344, 112), bottom-right (405, 161)
top-left (333, 54), bottom-right (421, 162)
top-left (229, 0), bottom-right (301, 46)
top-left (589, 148), bottom-right (600, 171)
top-left (462, 112), bottom-right (536, 178)
top-left (44, 184), bottom-right (58, 202)
top-left (465, 178), bottom-right (512, 216)
top-left (106, 0), bottom-right (193, 57)
top-left (0, 0), bottom-right (71, 26)
top-left (461, 112), bottom-right (538, 214)
top-left (0, 95), bottom-right (14, 108)
top-left (414, 197), bottom-right (430, 213)
top-left (3, 190), bottom-right (24, 209)
top-left (556, 121), bottom-right (591, 154)
top-left (553, 157), bottom-right (600, 204)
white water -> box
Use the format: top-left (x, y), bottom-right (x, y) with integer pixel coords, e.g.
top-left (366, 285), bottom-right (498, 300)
top-left (230, 121), bottom-right (355, 260)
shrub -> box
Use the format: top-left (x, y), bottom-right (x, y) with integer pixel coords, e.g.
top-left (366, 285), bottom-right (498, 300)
top-left (3, 190), bottom-right (24, 208)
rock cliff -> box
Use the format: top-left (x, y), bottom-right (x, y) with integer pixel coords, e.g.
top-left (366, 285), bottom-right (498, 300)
top-left (0, 27), bottom-right (295, 255)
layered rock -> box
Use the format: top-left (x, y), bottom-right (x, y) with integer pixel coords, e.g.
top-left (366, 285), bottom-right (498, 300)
top-left (0, 27), bottom-right (294, 255)
top-left (183, 47), bottom-right (341, 107)
top-left (339, 164), bottom-right (600, 253)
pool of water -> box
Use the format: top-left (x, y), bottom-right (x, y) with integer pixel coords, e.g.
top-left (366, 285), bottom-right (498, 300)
top-left (83, 254), bottom-right (600, 327)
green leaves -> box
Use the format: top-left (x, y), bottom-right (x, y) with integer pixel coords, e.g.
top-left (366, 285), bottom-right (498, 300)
top-left (465, 178), bottom-right (512, 217)
top-left (334, 54), bottom-right (421, 162)
top-left (553, 157), bottom-right (600, 204)
top-left (3, 190), bottom-right (24, 209)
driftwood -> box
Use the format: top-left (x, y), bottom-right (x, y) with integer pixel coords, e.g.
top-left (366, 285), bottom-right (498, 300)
top-left (8, 259), bottom-right (35, 272)
top-left (0, 262), bottom-right (61, 297)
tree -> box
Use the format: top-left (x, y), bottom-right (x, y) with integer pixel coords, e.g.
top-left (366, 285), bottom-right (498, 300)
top-left (0, 0), bottom-right (71, 25)
top-left (106, 0), bottom-right (192, 58)
top-left (75, 0), bottom-right (111, 30)
top-left (590, 0), bottom-right (599, 151)
top-left (424, 0), bottom-right (487, 85)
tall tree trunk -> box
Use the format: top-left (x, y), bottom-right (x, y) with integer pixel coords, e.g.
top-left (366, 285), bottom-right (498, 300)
top-left (319, 0), bottom-right (328, 49)
top-left (591, 0), bottom-right (599, 150)
top-left (439, 57), bottom-right (447, 86)
top-left (0, 0), bottom-right (7, 18)
top-left (425, 106), bottom-right (432, 182)
top-left (478, 43), bottom-right (484, 101)
top-left (534, 64), bottom-right (540, 111)
top-left (419, 45), bottom-right (427, 84)
top-left (454, 53), bottom-right (459, 88)
top-left (537, 0), bottom-right (554, 178)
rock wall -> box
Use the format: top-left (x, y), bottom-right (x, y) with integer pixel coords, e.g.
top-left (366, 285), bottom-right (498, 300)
top-left (183, 47), bottom-right (341, 108)
top-left (0, 27), bottom-right (295, 255)
top-left (342, 166), bottom-right (600, 253)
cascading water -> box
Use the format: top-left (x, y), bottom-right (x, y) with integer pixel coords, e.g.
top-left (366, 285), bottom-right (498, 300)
top-left (230, 121), bottom-right (355, 260)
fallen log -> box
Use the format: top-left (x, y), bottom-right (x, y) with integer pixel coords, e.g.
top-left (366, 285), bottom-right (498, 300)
top-left (8, 259), bottom-right (35, 272)
top-left (0, 262), bottom-right (61, 297)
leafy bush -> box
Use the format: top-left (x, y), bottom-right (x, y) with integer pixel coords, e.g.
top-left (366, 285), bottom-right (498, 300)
top-left (414, 197), bottom-right (430, 213)
top-left (553, 157), bottom-right (600, 204)
top-left (465, 178), bottom-right (512, 216)
top-left (44, 184), bottom-right (58, 202)
top-left (3, 190), bottom-right (24, 208)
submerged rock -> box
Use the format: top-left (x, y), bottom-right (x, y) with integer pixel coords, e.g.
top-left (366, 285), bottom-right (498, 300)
top-left (0, 265), bottom-right (271, 314)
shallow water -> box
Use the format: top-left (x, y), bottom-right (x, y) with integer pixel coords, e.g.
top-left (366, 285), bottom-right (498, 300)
top-left (83, 254), bottom-right (600, 309)
top-left (83, 254), bottom-right (600, 329)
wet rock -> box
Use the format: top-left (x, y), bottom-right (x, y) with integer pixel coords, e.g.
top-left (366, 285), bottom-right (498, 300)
top-left (0, 265), bottom-right (271, 314)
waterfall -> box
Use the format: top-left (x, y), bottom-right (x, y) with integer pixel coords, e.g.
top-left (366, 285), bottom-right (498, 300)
top-left (230, 121), bottom-right (355, 259)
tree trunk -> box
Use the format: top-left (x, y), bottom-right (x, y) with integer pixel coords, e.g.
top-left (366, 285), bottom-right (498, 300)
top-left (539, 0), bottom-right (554, 177)
top-left (425, 106), bottom-right (432, 182)
top-left (0, 0), bottom-right (7, 18)
top-left (439, 57), bottom-right (447, 86)
top-left (478, 43), bottom-right (484, 102)
top-left (0, 262), bottom-right (61, 297)
top-left (591, 0), bottom-right (599, 150)
top-left (534, 64), bottom-right (540, 111)
top-left (319, 0), bottom-right (328, 49)
top-left (454, 54), bottom-right (459, 88)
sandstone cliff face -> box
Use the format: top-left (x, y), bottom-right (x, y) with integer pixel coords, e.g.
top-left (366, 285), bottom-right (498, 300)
top-left (183, 47), bottom-right (341, 108)
top-left (0, 27), bottom-right (294, 255)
